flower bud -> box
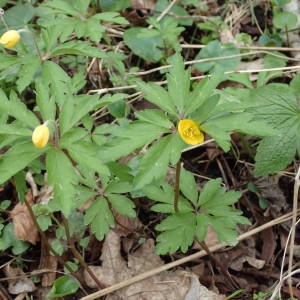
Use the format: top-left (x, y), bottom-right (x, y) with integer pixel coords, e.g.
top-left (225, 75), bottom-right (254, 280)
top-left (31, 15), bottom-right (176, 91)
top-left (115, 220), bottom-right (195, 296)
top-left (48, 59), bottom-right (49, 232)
top-left (0, 30), bottom-right (20, 48)
top-left (32, 124), bottom-right (50, 148)
top-left (178, 119), bottom-right (204, 145)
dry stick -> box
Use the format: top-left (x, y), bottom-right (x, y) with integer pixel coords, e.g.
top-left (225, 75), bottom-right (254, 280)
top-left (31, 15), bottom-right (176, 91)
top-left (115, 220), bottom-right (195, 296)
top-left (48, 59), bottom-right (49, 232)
top-left (88, 65), bottom-right (300, 95)
top-left (181, 44), bottom-right (300, 52)
top-left (79, 210), bottom-right (299, 300)
top-left (62, 216), bottom-right (105, 289)
top-left (22, 196), bottom-right (87, 294)
top-left (287, 165), bottom-right (300, 299)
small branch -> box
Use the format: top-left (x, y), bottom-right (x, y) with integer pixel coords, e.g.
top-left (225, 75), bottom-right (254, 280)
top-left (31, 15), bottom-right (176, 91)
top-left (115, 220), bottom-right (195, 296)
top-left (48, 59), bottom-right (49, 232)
top-left (174, 160), bottom-right (182, 213)
top-left (287, 164), bottom-right (300, 299)
top-left (22, 196), bottom-right (87, 293)
top-left (62, 216), bottom-right (105, 289)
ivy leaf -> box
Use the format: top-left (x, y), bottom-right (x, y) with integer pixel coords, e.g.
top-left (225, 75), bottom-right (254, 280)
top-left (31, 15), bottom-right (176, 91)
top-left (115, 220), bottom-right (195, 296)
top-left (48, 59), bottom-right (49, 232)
top-left (155, 213), bottom-right (196, 254)
top-left (194, 41), bottom-right (240, 73)
top-left (46, 148), bottom-right (78, 217)
top-left (248, 84), bottom-right (300, 176)
top-left (84, 197), bottom-right (114, 240)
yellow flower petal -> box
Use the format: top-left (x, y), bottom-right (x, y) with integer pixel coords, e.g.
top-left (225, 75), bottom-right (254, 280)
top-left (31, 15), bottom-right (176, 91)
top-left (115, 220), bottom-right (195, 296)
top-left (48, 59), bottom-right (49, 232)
top-left (178, 119), bottom-right (204, 145)
top-left (0, 30), bottom-right (20, 48)
top-left (32, 124), bottom-right (50, 148)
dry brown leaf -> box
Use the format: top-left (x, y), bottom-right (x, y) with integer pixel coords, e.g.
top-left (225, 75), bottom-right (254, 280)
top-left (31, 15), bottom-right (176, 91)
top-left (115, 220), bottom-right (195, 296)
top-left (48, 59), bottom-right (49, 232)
top-left (4, 264), bottom-right (36, 295)
top-left (84, 230), bottom-right (226, 300)
top-left (10, 192), bottom-right (39, 245)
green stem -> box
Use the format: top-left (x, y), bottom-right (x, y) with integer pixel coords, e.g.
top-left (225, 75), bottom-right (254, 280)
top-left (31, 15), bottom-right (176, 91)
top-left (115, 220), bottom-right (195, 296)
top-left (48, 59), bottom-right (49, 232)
top-left (62, 216), bottom-right (105, 289)
top-left (22, 196), bottom-right (87, 293)
top-left (174, 160), bottom-right (182, 213)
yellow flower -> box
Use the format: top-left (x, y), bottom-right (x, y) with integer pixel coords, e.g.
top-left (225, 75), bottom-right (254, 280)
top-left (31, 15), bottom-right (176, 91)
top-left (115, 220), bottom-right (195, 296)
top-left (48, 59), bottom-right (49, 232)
top-left (178, 119), bottom-right (204, 145)
top-left (32, 124), bottom-right (50, 148)
top-left (0, 30), bottom-right (20, 48)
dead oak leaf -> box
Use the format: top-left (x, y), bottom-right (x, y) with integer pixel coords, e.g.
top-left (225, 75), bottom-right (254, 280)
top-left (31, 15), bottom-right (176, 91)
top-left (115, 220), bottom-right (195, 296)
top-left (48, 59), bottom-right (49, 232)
top-left (11, 192), bottom-right (39, 245)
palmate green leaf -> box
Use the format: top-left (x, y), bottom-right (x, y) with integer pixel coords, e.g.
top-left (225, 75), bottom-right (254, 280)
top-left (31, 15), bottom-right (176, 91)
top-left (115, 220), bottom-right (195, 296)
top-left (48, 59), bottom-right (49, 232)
top-left (35, 79), bottom-right (56, 122)
top-left (0, 53), bottom-right (21, 70)
top-left (137, 81), bottom-right (177, 115)
top-left (41, 61), bottom-right (71, 104)
top-left (49, 41), bottom-right (106, 58)
top-left (184, 73), bottom-right (222, 115)
top-left (180, 168), bottom-right (198, 205)
top-left (202, 112), bottom-right (276, 152)
top-left (16, 55), bottom-right (41, 93)
top-left (144, 183), bottom-right (193, 213)
top-left (46, 148), bottom-right (78, 217)
top-left (248, 84), bottom-right (300, 175)
top-left (0, 142), bottom-right (46, 184)
top-left (133, 134), bottom-right (173, 190)
top-left (84, 197), bottom-right (114, 240)
top-left (135, 109), bottom-right (173, 129)
top-left (64, 141), bottom-right (110, 177)
top-left (97, 121), bottom-right (168, 162)
top-left (155, 213), bottom-right (196, 254)
top-left (166, 53), bottom-right (190, 114)
top-left (0, 90), bottom-right (39, 128)
top-left (107, 194), bottom-right (136, 218)
top-left (59, 94), bottom-right (100, 135)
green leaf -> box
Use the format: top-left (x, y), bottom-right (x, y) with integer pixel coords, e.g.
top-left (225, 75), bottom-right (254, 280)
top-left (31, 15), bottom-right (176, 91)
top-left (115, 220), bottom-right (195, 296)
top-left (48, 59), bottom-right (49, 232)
top-left (46, 148), bottom-right (78, 216)
top-left (0, 142), bottom-right (46, 184)
top-left (84, 197), bottom-right (114, 240)
top-left (0, 90), bottom-right (39, 128)
top-left (155, 213), bottom-right (196, 254)
top-left (273, 11), bottom-right (297, 29)
top-left (97, 121), bottom-right (168, 162)
top-left (123, 27), bottom-right (164, 62)
top-left (133, 135), bottom-right (172, 189)
top-left (185, 73), bottom-right (222, 115)
top-left (145, 183), bottom-right (193, 213)
top-left (100, 0), bottom-right (130, 11)
top-left (0, 223), bottom-right (29, 255)
top-left (135, 109), bottom-right (173, 129)
top-left (194, 41), bottom-right (240, 73)
top-left (248, 84), bottom-right (300, 175)
top-left (180, 168), bottom-right (198, 205)
top-left (13, 171), bottom-right (27, 203)
top-left (137, 81), bottom-right (177, 115)
top-left (41, 61), bottom-right (71, 105)
top-left (35, 79), bottom-right (56, 122)
top-left (107, 194), bottom-right (136, 218)
top-left (50, 41), bottom-right (106, 58)
top-left (60, 94), bottom-right (100, 135)
top-left (48, 276), bottom-right (79, 298)
top-left (166, 53), bottom-right (191, 114)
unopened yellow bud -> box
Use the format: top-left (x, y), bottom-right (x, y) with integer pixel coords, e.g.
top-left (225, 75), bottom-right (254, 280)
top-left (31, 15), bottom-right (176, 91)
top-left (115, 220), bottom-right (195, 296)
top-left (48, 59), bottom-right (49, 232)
top-left (178, 119), bottom-right (204, 145)
top-left (0, 30), bottom-right (20, 48)
top-left (32, 124), bottom-right (50, 148)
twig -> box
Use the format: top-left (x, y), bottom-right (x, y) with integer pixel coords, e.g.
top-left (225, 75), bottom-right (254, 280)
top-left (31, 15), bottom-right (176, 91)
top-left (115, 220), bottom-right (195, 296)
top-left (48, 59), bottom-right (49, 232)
top-left (62, 216), bottom-right (105, 289)
top-left (88, 65), bottom-right (300, 95)
top-left (287, 165), bottom-right (300, 299)
top-left (79, 210), bottom-right (300, 300)
top-left (156, 0), bottom-right (178, 23)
